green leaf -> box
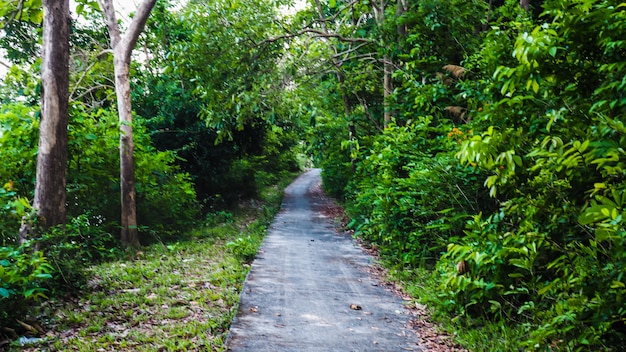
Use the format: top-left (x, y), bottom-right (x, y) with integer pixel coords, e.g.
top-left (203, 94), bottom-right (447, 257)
top-left (548, 46), bottom-right (557, 57)
top-left (0, 287), bottom-right (13, 298)
top-left (531, 80), bottom-right (539, 93)
top-left (611, 281), bottom-right (625, 289)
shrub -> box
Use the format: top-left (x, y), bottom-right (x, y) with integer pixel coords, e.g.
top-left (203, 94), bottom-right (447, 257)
top-left (35, 214), bottom-right (120, 292)
top-left (0, 245), bottom-right (53, 327)
top-left (347, 122), bottom-right (489, 267)
top-left (67, 104), bottom-right (200, 240)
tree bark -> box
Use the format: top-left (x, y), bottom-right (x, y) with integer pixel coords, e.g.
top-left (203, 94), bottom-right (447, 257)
top-left (520, 0), bottom-right (530, 11)
top-left (396, 0), bottom-right (407, 38)
top-left (20, 0), bottom-right (70, 243)
top-left (114, 53), bottom-right (140, 247)
top-left (383, 59), bottom-right (392, 127)
top-left (373, 0), bottom-right (392, 127)
top-left (98, 0), bottom-right (156, 247)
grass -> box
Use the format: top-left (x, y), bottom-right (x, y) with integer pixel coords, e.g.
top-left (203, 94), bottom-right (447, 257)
top-left (12, 173), bottom-right (297, 352)
top-left (387, 265), bottom-right (528, 351)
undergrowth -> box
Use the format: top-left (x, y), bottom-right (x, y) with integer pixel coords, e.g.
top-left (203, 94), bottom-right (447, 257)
top-left (388, 266), bottom-right (527, 351)
top-left (7, 172), bottom-right (296, 351)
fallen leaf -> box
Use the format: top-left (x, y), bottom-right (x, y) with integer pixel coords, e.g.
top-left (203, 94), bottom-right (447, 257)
top-left (16, 320), bottom-right (38, 334)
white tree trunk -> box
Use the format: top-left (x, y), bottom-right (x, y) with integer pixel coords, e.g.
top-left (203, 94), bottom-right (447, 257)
top-left (98, 0), bottom-right (156, 247)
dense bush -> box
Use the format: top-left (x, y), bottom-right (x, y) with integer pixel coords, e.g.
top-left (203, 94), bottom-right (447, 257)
top-left (0, 245), bottom-right (52, 327)
top-left (313, 0), bottom-right (626, 349)
top-left (34, 214), bottom-right (120, 291)
top-left (0, 214), bottom-right (121, 328)
top-left (0, 100), bottom-right (200, 327)
top-left (0, 101), bottom-right (199, 243)
top-left (347, 123), bottom-right (489, 267)
top-left (67, 104), bottom-right (200, 239)
top-left (435, 1), bottom-right (626, 347)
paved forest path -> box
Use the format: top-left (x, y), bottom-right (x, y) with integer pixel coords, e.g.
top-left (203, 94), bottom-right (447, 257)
top-left (226, 169), bottom-right (423, 351)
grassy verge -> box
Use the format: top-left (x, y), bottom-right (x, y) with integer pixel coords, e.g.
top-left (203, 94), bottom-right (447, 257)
top-left (388, 266), bottom-right (527, 351)
top-left (12, 173), bottom-right (297, 352)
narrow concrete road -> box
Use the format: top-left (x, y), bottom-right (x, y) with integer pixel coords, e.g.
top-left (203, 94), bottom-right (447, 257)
top-left (227, 169), bottom-right (423, 351)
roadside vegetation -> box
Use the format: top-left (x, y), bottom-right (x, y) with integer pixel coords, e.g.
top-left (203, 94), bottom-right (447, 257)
top-left (8, 174), bottom-right (295, 351)
top-left (307, 1), bottom-right (626, 350)
top-left (2, 0), bottom-right (625, 350)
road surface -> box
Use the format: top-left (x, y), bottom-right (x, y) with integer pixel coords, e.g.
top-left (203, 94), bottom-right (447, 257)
top-left (227, 169), bottom-right (423, 351)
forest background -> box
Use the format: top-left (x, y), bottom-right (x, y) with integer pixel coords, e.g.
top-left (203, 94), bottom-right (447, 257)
top-left (1, 0), bottom-right (625, 350)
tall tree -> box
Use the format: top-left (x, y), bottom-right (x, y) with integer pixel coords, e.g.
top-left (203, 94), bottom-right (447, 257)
top-left (371, 0), bottom-right (393, 127)
top-left (19, 0), bottom-right (71, 242)
top-left (97, 0), bottom-right (156, 247)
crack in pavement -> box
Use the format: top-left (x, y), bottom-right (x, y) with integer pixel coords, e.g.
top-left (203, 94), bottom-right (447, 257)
top-left (226, 169), bottom-right (424, 352)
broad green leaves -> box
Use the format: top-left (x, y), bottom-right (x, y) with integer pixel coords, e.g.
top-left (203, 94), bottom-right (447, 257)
top-left (0, 0), bottom-right (43, 26)
top-left (314, 0), bottom-right (626, 349)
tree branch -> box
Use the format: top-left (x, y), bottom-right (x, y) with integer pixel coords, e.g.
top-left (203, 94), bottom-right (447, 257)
top-left (309, 29), bottom-right (372, 43)
top-left (355, 92), bottom-right (383, 132)
top-left (333, 42), bottom-right (370, 60)
top-left (257, 28), bottom-right (373, 46)
top-left (96, 0), bottom-right (121, 48)
top-left (69, 49), bottom-right (112, 99)
top-left (120, 0), bottom-right (156, 60)
top-left (0, 59), bottom-right (12, 69)
top-left (0, 0), bottom-right (25, 28)
top-left (314, 0), bottom-right (360, 24)
top-left (70, 84), bottom-right (114, 102)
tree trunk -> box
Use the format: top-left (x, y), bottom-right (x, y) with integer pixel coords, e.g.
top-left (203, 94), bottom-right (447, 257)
top-left (20, 0), bottom-right (70, 243)
top-left (98, 0), bottom-right (156, 247)
top-left (396, 0), bottom-right (407, 38)
top-left (383, 59), bottom-right (392, 127)
top-left (373, 0), bottom-right (392, 127)
top-left (114, 53), bottom-right (140, 248)
top-left (520, 0), bottom-right (530, 11)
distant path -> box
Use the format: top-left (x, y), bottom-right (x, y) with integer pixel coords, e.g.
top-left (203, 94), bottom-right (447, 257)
top-left (226, 169), bottom-right (423, 351)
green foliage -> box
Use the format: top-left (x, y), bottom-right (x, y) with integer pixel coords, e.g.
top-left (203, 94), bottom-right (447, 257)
top-left (0, 102), bottom-right (38, 195)
top-left (0, 0), bottom-right (43, 27)
top-left (432, 0), bottom-right (626, 349)
top-left (0, 181), bottom-right (33, 242)
top-left (0, 101), bottom-right (200, 243)
top-left (133, 0), bottom-right (302, 207)
top-left (306, 0), bottom-right (626, 349)
top-left (35, 214), bottom-right (120, 291)
top-left (226, 236), bottom-right (261, 264)
top-left (0, 245), bottom-right (53, 327)
top-left (0, 214), bottom-right (119, 328)
top-left (347, 122), bottom-right (487, 267)
top-left (310, 115), bottom-right (353, 199)
top-left (0, 102), bottom-right (39, 240)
